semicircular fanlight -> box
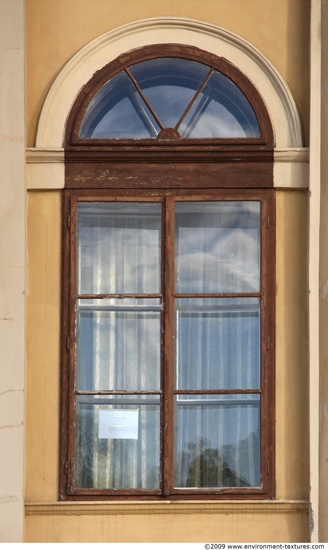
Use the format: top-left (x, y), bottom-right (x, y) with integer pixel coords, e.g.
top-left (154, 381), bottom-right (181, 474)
top-left (79, 57), bottom-right (261, 140)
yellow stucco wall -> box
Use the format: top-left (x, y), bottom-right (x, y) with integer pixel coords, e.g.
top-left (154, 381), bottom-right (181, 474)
top-left (26, 0), bottom-right (310, 147)
top-left (26, 191), bottom-right (61, 503)
top-left (25, 502), bottom-right (309, 543)
top-left (276, 190), bottom-right (309, 501)
top-left (25, 0), bottom-right (310, 542)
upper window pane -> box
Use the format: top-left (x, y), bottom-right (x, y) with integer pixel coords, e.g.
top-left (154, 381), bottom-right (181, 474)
top-left (77, 202), bottom-right (161, 294)
top-left (79, 57), bottom-right (260, 140)
top-left (175, 201), bottom-right (261, 293)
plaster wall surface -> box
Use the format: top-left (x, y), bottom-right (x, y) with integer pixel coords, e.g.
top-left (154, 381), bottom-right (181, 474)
top-left (0, 0), bottom-right (25, 542)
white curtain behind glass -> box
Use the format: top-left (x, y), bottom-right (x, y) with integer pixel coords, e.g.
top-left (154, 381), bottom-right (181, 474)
top-left (174, 202), bottom-right (261, 488)
top-left (74, 200), bottom-right (261, 490)
top-left (75, 203), bottom-right (161, 489)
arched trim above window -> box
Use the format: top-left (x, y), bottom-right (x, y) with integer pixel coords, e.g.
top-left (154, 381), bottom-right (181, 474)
top-left (35, 18), bottom-right (303, 151)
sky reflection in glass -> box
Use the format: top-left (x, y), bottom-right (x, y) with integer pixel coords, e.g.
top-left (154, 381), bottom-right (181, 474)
top-left (129, 58), bottom-right (209, 129)
top-left (179, 71), bottom-right (260, 138)
top-left (80, 71), bottom-right (161, 138)
top-left (79, 58), bottom-right (260, 139)
top-left (175, 201), bottom-right (260, 293)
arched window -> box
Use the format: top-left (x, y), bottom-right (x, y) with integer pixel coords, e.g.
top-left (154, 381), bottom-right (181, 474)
top-left (78, 58), bottom-right (260, 140)
top-left (61, 44), bottom-right (275, 500)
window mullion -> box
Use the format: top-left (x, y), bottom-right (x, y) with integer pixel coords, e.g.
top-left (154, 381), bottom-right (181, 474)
top-left (174, 67), bottom-right (214, 132)
top-left (125, 68), bottom-right (164, 131)
top-left (260, 192), bottom-right (275, 496)
top-left (162, 195), bottom-right (175, 496)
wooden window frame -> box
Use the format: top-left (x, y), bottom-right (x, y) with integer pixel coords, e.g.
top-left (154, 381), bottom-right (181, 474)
top-left (60, 188), bottom-right (275, 501)
top-left (65, 44), bottom-right (273, 177)
top-left (60, 44), bottom-right (275, 501)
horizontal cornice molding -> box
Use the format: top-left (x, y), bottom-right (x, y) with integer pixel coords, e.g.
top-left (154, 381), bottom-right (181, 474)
top-left (26, 147), bottom-right (309, 163)
top-left (26, 148), bottom-right (64, 163)
top-left (274, 148), bottom-right (309, 163)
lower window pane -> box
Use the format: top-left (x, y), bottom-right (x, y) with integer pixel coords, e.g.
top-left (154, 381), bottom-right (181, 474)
top-left (75, 395), bottom-right (160, 490)
top-left (174, 394), bottom-right (260, 488)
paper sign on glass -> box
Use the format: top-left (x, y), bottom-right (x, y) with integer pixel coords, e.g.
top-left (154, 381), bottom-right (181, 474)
top-left (98, 409), bottom-right (139, 440)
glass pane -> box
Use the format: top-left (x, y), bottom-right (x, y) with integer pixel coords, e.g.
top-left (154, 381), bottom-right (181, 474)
top-left (179, 70), bottom-right (260, 138)
top-left (77, 299), bottom-right (161, 391)
top-left (79, 59), bottom-right (261, 140)
top-left (175, 201), bottom-right (260, 293)
top-left (175, 298), bottom-right (260, 390)
top-left (77, 202), bottom-right (161, 294)
top-left (129, 58), bottom-right (210, 129)
top-left (80, 70), bottom-right (161, 138)
top-left (75, 395), bottom-right (160, 489)
top-left (174, 394), bottom-right (260, 488)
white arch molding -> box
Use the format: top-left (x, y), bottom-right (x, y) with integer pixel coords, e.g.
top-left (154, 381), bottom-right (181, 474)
top-left (27, 17), bottom-right (307, 190)
top-left (36, 17), bottom-right (303, 149)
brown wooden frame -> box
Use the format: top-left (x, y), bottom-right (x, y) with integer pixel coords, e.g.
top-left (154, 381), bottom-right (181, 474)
top-left (60, 188), bottom-right (275, 500)
top-left (65, 44), bottom-right (274, 189)
top-left (60, 44), bottom-right (275, 501)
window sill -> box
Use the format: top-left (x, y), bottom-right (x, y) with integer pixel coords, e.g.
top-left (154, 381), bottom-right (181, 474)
top-left (25, 500), bottom-right (309, 517)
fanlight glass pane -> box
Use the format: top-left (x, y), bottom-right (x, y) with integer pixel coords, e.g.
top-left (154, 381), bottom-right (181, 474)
top-left (80, 71), bottom-right (161, 138)
top-left (175, 298), bottom-right (260, 390)
top-left (77, 202), bottom-right (162, 294)
top-left (76, 298), bottom-right (161, 391)
top-left (79, 58), bottom-right (260, 139)
top-left (175, 201), bottom-right (261, 293)
top-left (174, 394), bottom-right (260, 488)
top-left (129, 58), bottom-right (210, 129)
top-left (75, 395), bottom-right (160, 489)
top-left (179, 71), bottom-right (260, 138)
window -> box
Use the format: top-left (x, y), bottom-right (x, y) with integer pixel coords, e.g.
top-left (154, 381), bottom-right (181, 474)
top-left (61, 45), bottom-right (275, 500)
top-left (78, 58), bottom-right (260, 140)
